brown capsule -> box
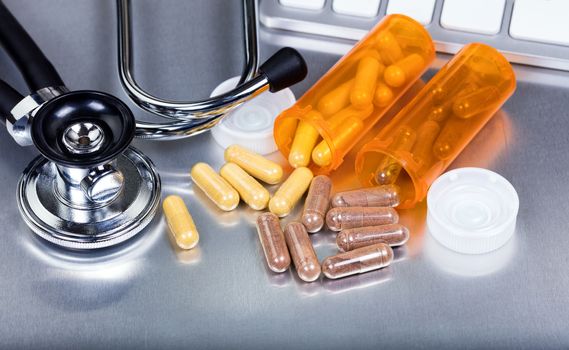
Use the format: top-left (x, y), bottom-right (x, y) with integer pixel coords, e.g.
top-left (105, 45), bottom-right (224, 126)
top-left (302, 175), bottom-right (333, 233)
top-left (331, 184), bottom-right (400, 208)
top-left (326, 207), bottom-right (399, 231)
top-left (336, 224), bottom-right (410, 252)
top-left (322, 243), bottom-right (393, 279)
top-left (256, 213), bottom-right (291, 273)
top-left (284, 222), bottom-right (321, 282)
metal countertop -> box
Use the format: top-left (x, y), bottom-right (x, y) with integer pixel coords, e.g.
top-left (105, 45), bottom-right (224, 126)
top-left (1, 1), bottom-right (568, 349)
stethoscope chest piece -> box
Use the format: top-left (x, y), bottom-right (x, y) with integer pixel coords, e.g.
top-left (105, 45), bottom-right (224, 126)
top-left (16, 91), bottom-right (161, 249)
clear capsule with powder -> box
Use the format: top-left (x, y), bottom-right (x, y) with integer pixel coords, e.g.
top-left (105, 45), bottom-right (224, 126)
top-left (336, 223), bottom-right (409, 252)
top-left (331, 184), bottom-right (400, 208)
top-left (326, 206), bottom-right (399, 231)
top-left (256, 213), bottom-right (291, 273)
top-left (302, 175), bottom-right (332, 233)
top-left (284, 222), bottom-right (321, 282)
top-left (322, 242), bottom-right (393, 279)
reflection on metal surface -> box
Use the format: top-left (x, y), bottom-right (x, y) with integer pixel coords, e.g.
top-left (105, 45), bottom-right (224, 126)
top-left (423, 229), bottom-right (517, 277)
top-left (322, 267), bottom-right (392, 294)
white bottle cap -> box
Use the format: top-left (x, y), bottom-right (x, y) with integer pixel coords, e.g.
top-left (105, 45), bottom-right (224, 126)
top-left (427, 167), bottom-right (519, 254)
top-left (209, 76), bottom-right (296, 155)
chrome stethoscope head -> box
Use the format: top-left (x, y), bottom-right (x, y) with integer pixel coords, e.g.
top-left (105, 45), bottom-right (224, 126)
top-left (17, 90), bottom-right (161, 249)
top-left (0, 2), bottom-right (160, 250)
top-left (0, 0), bottom-right (307, 250)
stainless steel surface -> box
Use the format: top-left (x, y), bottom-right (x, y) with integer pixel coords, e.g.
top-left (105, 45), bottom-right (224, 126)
top-left (0, 0), bottom-right (568, 348)
top-left (7, 86), bottom-right (68, 146)
top-left (18, 147), bottom-right (161, 249)
top-left (118, 0), bottom-right (272, 140)
top-left (260, 0), bottom-right (569, 71)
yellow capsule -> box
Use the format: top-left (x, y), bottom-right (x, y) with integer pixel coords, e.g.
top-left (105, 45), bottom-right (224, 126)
top-left (427, 103), bottom-right (452, 123)
top-left (288, 112), bottom-right (322, 168)
top-left (312, 116), bottom-right (364, 167)
top-left (317, 79), bottom-right (353, 117)
top-left (220, 162), bottom-right (270, 210)
top-left (269, 167), bottom-right (314, 217)
top-left (311, 105), bottom-right (372, 167)
top-left (373, 82), bottom-right (394, 107)
top-left (224, 144), bottom-right (283, 184)
top-left (376, 127), bottom-right (416, 185)
top-left (350, 56), bottom-right (383, 109)
top-left (384, 53), bottom-right (425, 88)
top-left (376, 31), bottom-right (404, 65)
top-left (452, 86), bottom-right (500, 119)
top-left (163, 195), bottom-right (199, 250)
top-left (191, 162), bottom-right (240, 211)
top-left (432, 117), bottom-right (471, 160)
top-left (412, 120), bottom-right (440, 166)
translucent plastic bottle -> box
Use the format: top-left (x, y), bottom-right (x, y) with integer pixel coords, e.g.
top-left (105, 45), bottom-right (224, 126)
top-left (274, 15), bottom-right (435, 174)
top-left (355, 43), bottom-right (516, 208)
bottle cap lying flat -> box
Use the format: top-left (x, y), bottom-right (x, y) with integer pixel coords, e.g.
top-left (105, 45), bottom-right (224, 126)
top-left (210, 76), bottom-right (296, 155)
top-left (427, 167), bottom-right (519, 254)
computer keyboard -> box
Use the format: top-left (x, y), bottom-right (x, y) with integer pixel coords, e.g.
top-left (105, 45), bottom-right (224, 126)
top-left (260, 0), bottom-right (569, 71)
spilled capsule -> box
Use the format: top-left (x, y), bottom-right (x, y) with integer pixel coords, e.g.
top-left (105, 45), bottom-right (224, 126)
top-left (163, 195), bottom-right (199, 250)
top-left (224, 144), bottom-right (283, 184)
top-left (191, 162), bottom-right (240, 211)
top-left (322, 243), bottom-right (393, 279)
top-left (336, 223), bottom-right (410, 252)
top-left (220, 162), bottom-right (270, 210)
top-left (331, 184), bottom-right (400, 208)
top-left (269, 167), bottom-right (313, 217)
top-left (284, 222), bottom-right (321, 282)
top-left (302, 175), bottom-right (333, 233)
top-left (256, 213), bottom-right (291, 273)
top-left (326, 206), bottom-right (399, 231)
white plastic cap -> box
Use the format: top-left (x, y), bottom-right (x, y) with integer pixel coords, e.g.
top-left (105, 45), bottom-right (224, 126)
top-left (209, 76), bottom-right (296, 155)
top-left (426, 167), bottom-right (519, 254)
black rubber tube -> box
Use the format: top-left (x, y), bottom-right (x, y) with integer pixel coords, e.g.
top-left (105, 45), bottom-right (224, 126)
top-left (0, 79), bottom-right (23, 124)
top-left (0, 1), bottom-right (64, 91)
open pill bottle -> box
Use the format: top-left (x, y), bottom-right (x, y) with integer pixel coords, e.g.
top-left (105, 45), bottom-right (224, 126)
top-left (355, 43), bottom-right (516, 209)
top-left (273, 15), bottom-right (435, 174)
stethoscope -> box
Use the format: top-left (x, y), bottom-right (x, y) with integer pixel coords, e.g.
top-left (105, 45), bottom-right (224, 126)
top-left (0, 0), bottom-right (307, 249)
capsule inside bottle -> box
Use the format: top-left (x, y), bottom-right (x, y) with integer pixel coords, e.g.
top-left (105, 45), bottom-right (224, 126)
top-left (163, 195), bottom-right (199, 250)
top-left (322, 243), bottom-right (393, 279)
top-left (375, 127), bottom-right (416, 185)
top-left (220, 162), bottom-right (270, 210)
top-left (301, 175), bottom-right (333, 233)
top-left (224, 144), bottom-right (283, 184)
top-left (284, 222), bottom-right (321, 282)
top-left (256, 213), bottom-right (291, 273)
top-left (326, 206), bottom-right (399, 231)
top-left (336, 223), bottom-right (410, 252)
top-left (191, 162), bottom-right (240, 211)
top-left (331, 184), bottom-right (400, 208)
top-left (288, 113), bottom-right (322, 168)
top-left (350, 56), bottom-right (382, 109)
top-left (384, 53), bottom-right (424, 88)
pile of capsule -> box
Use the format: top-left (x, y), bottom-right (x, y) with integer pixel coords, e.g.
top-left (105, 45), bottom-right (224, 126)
top-left (257, 176), bottom-right (410, 281)
top-left (163, 144), bottom-right (314, 251)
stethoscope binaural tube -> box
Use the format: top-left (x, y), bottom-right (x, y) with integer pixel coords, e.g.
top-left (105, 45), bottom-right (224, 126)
top-left (0, 1), bottom-right (64, 91)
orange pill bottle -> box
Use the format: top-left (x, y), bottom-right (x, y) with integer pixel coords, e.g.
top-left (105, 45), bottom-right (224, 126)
top-left (355, 43), bottom-right (516, 208)
top-left (273, 15), bottom-right (435, 174)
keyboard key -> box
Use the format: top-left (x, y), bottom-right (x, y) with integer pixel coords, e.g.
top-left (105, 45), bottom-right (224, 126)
top-left (386, 0), bottom-right (436, 25)
top-left (440, 0), bottom-right (505, 35)
top-left (509, 0), bottom-right (569, 47)
top-left (279, 0), bottom-right (325, 11)
top-left (332, 0), bottom-right (381, 18)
